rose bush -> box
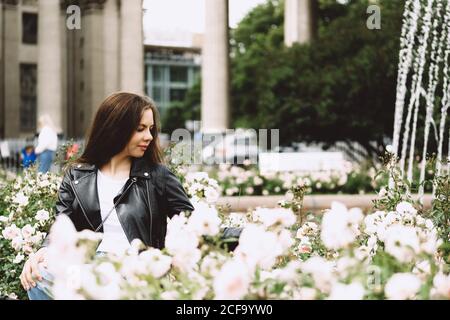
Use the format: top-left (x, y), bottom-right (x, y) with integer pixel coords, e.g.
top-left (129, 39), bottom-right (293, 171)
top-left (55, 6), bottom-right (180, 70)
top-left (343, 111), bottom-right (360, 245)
top-left (192, 160), bottom-right (436, 197)
top-left (0, 169), bottom-right (61, 299)
top-left (42, 193), bottom-right (448, 300)
top-left (0, 154), bottom-right (448, 300)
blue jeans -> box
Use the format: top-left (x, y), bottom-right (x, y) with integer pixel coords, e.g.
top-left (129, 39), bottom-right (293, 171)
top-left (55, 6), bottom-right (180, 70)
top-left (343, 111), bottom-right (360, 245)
top-left (38, 150), bottom-right (55, 173)
top-left (27, 252), bottom-right (108, 300)
top-left (27, 265), bottom-right (54, 300)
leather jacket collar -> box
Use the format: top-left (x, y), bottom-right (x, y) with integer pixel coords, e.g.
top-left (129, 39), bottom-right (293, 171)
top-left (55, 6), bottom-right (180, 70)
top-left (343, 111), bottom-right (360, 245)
top-left (72, 157), bottom-right (157, 180)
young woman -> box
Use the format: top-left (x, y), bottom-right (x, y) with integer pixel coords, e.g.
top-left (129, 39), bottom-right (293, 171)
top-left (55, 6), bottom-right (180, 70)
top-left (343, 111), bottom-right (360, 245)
top-left (20, 92), bottom-right (196, 299)
top-left (35, 115), bottom-right (58, 173)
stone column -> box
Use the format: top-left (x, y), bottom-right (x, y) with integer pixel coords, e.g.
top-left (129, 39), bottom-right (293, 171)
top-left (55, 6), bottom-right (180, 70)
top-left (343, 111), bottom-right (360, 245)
top-left (3, 0), bottom-right (20, 138)
top-left (120, 0), bottom-right (144, 94)
top-left (201, 0), bottom-right (229, 134)
top-left (82, 0), bottom-right (106, 128)
top-left (37, 0), bottom-right (63, 134)
top-left (103, 0), bottom-right (119, 96)
top-left (284, 0), bottom-right (315, 47)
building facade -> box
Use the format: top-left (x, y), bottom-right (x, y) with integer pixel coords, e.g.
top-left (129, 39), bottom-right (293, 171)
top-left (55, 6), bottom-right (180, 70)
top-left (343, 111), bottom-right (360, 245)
top-left (144, 44), bottom-right (200, 122)
top-left (0, 0), bottom-right (315, 139)
top-left (0, 0), bottom-right (144, 139)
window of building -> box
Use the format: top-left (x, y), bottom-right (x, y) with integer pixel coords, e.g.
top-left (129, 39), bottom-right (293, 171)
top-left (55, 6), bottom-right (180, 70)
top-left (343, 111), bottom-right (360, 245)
top-left (152, 66), bottom-right (164, 82)
top-left (152, 86), bottom-right (163, 103)
top-left (20, 64), bottom-right (37, 132)
top-left (22, 13), bottom-right (38, 45)
top-left (170, 66), bottom-right (188, 83)
top-left (145, 51), bottom-right (201, 130)
top-left (170, 88), bottom-right (187, 102)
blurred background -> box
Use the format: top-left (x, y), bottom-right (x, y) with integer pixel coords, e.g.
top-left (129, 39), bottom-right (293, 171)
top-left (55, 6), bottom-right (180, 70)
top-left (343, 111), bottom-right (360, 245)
top-left (0, 1), bottom-right (447, 191)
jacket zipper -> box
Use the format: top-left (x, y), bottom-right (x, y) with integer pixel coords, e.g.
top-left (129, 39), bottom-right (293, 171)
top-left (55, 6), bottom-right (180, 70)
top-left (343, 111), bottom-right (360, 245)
top-left (69, 176), bottom-right (137, 232)
top-left (146, 181), bottom-right (154, 247)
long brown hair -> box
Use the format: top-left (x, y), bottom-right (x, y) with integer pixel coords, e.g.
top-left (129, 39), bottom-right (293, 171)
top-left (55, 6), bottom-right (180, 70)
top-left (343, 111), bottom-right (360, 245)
top-left (76, 92), bottom-right (164, 167)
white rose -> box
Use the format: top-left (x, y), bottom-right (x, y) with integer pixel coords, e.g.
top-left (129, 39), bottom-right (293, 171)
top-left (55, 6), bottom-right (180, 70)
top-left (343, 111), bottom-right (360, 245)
top-left (396, 202), bottom-right (417, 216)
top-left (189, 172), bottom-right (209, 181)
top-left (328, 282), bottom-right (365, 300)
top-left (188, 182), bottom-right (204, 195)
top-left (2, 224), bottom-right (21, 240)
top-left (200, 253), bottom-right (226, 277)
top-left (171, 248), bottom-right (202, 273)
top-left (204, 187), bottom-right (220, 204)
top-left (161, 291), bottom-right (180, 300)
top-left (13, 253), bottom-right (25, 264)
top-left (295, 287), bottom-right (317, 300)
top-left (213, 259), bottom-right (250, 300)
top-left (253, 176), bottom-right (263, 186)
top-left (166, 228), bottom-right (199, 256)
top-left (13, 192), bottom-right (29, 207)
top-left (384, 225), bottom-right (420, 263)
top-left (385, 273), bottom-right (421, 300)
top-left (321, 202), bottom-right (363, 250)
top-left (39, 179), bottom-right (50, 188)
top-left (35, 209), bottom-right (50, 223)
top-left (11, 236), bottom-right (24, 251)
top-left (21, 225), bottom-right (35, 240)
top-left (187, 202), bottom-right (221, 237)
top-left (225, 188), bottom-right (235, 196)
top-left (300, 257), bottom-right (335, 293)
top-left (139, 249), bottom-right (172, 278)
top-left (431, 273), bottom-right (450, 299)
top-left (234, 224), bottom-right (283, 270)
top-left (253, 207), bottom-right (296, 228)
top-left (7, 293), bottom-right (18, 300)
top-left (278, 229), bottom-right (295, 251)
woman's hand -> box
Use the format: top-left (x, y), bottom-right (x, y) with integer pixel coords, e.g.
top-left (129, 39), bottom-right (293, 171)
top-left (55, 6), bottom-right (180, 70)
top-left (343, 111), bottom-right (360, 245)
top-left (20, 248), bottom-right (48, 291)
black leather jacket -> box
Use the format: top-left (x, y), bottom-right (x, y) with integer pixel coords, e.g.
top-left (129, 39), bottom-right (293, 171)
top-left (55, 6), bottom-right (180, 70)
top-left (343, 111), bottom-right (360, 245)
top-left (52, 157), bottom-right (195, 249)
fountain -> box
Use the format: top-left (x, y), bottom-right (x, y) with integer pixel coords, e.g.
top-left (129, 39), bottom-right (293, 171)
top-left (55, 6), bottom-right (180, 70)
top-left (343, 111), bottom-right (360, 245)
top-left (392, 0), bottom-right (450, 199)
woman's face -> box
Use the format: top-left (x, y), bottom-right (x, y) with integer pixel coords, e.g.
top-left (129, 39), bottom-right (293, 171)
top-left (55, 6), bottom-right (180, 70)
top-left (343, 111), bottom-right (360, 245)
top-left (124, 109), bottom-right (154, 158)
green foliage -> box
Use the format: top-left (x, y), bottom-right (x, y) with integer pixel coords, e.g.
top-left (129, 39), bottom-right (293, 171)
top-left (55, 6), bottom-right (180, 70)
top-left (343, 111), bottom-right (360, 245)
top-left (161, 79), bottom-right (201, 134)
top-left (432, 172), bottom-right (450, 263)
top-left (230, 0), bottom-right (403, 156)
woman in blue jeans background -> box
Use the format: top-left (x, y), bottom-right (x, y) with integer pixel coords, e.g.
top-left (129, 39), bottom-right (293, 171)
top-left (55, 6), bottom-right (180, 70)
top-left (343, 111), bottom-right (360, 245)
top-left (37, 150), bottom-right (55, 173)
top-left (35, 115), bottom-right (58, 173)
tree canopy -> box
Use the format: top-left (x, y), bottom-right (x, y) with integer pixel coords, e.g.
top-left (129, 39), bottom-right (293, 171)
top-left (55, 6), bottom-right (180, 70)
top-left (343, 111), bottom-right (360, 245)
top-left (171, 1), bottom-right (425, 159)
top-left (230, 0), bottom-right (404, 157)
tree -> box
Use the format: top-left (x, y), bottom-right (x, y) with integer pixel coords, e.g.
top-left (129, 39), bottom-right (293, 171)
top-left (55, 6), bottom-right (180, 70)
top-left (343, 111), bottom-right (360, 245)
top-left (161, 79), bottom-right (201, 134)
top-left (230, 0), bottom-right (404, 158)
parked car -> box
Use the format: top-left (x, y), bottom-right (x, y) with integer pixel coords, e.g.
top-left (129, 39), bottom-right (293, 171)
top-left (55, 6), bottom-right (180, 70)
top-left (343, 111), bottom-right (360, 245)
top-left (202, 129), bottom-right (259, 165)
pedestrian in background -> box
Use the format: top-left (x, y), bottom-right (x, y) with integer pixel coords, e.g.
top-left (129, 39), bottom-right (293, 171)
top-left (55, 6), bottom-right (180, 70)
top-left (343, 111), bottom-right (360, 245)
top-left (20, 145), bottom-right (37, 169)
top-left (35, 115), bottom-right (58, 173)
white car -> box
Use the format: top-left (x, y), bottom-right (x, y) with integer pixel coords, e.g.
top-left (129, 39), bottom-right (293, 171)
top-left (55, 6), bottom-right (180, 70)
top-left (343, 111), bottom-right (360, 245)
top-left (202, 130), bottom-right (259, 165)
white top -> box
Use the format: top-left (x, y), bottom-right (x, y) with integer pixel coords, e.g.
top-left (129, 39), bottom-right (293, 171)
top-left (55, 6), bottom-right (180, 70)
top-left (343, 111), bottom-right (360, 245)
top-left (96, 170), bottom-right (131, 255)
top-left (35, 126), bottom-right (58, 154)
